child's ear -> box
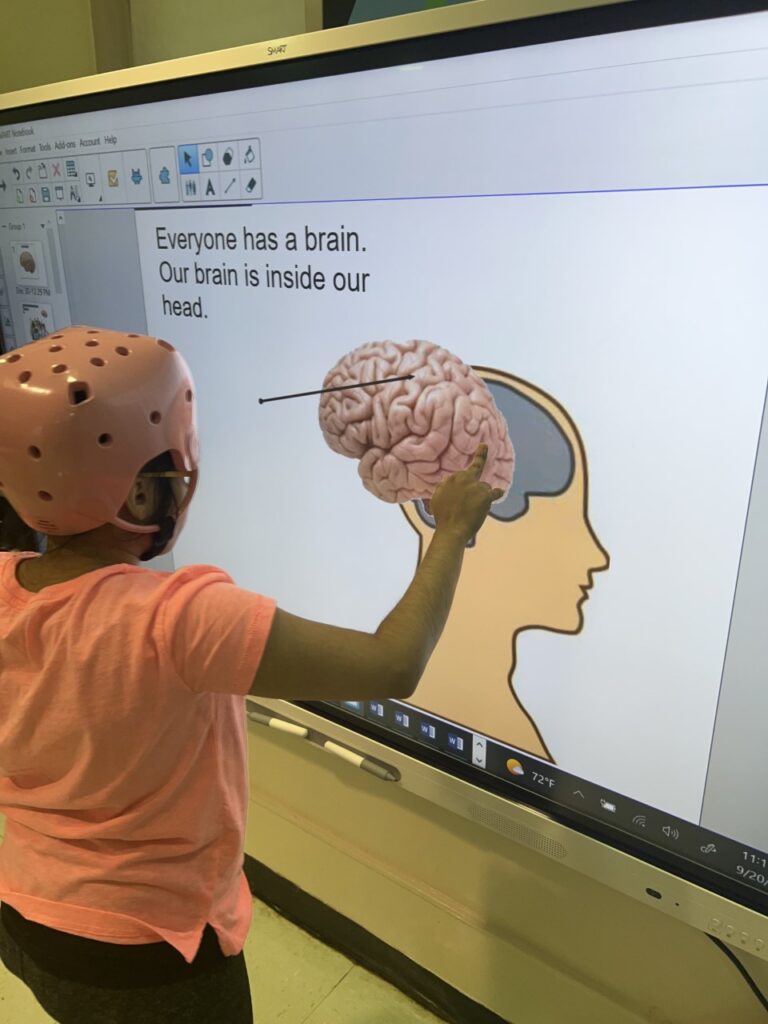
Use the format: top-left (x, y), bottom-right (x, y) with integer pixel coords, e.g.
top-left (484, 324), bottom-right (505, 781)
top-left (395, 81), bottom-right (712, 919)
top-left (125, 478), bottom-right (156, 524)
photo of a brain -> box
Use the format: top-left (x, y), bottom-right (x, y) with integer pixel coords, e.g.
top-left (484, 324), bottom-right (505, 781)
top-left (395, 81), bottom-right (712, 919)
top-left (19, 250), bottom-right (36, 274)
top-left (319, 340), bottom-right (514, 504)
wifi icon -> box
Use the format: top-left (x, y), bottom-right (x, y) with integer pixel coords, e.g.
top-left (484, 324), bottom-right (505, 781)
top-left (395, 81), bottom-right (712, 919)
top-left (632, 815), bottom-right (647, 828)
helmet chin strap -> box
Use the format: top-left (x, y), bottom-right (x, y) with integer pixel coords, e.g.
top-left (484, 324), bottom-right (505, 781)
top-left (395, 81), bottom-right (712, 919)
top-left (140, 515), bottom-right (176, 562)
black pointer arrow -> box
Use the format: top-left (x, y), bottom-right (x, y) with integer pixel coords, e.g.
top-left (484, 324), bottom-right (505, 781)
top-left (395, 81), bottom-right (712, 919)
top-left (259, 375), bottom-right (414, 405)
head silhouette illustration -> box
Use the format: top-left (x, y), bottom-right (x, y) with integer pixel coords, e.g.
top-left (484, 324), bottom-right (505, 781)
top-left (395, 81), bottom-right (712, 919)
top-left (400, 367), bottom-right (609, 760)
top-left (319, 343), bottom-right (609, 761)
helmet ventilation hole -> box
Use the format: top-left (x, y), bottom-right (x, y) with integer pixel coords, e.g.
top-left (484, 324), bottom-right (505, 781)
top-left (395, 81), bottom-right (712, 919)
top-left (86, 329), bottom-right (100, 334)
top-left (98, 433), bottom-right (113, 447)
top-left (52, 364), bottom-right (68, 374)
top-left (150, 411), bottom-right (162, 424)
top-left (90, 357), bottom-right (105, 367)
top-left (38, 491), bottom-right (53, 502)
top-left (50, 334), bottom-right (63, 339)
top-left (157, 339), bottom-right (175, 352)
top-left (85, 340), bottom-right (99, 347)
top-left (49, 344), bottom-right (63, 353)
top-left (28, 446), bottom-right (41, 459)
top-left (185, 389), bottom-right (193, 402)
top-left (69, 382), bottom-right (91, 405)
top-left (6, 354), bottom-right (21, 363)
top-left (116, 346), bottom-right (130, 356)
top-left (18, 371), bottom-right (32, 384)
top-left (127, 333), bottom-right (139, 338)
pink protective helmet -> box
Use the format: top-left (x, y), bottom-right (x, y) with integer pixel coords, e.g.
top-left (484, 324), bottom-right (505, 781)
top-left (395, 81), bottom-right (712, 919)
top-left (0, 325), bottom-right (199, 556)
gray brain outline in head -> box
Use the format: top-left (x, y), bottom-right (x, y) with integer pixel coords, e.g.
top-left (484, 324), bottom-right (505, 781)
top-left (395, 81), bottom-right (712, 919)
top-left (415, 378), bottom-right (575, 529)
top-left (318, 340), bottom-right (515, 503)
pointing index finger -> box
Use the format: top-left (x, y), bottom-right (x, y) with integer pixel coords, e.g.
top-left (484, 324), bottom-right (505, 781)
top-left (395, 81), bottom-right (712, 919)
top-left (469, 444), bottom-right (488, 476)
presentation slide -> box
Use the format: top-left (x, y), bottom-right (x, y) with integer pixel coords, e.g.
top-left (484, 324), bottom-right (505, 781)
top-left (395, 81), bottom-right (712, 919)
top-left (133, 184), bottom-right (768, 824)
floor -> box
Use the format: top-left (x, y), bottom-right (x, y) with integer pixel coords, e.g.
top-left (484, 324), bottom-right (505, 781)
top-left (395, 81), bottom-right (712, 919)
top-left (0, 895), bottom-right (447, 1024)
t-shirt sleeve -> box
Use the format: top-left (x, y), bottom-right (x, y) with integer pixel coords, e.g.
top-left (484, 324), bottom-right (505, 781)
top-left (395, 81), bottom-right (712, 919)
top-left (156, 565), bottom-right (277, 695)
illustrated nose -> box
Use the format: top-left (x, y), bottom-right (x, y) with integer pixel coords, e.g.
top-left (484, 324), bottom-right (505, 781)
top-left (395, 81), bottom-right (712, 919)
top-left (582, 517), bottom-right (609, 573)
top-left (589, 532), bottom-right (610, 572)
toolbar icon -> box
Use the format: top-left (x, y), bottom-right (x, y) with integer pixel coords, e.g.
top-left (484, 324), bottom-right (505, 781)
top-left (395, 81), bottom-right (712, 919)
top-left (662, 825), bottom-right (680, 840)
top-left (201, 147), bottom-right (214, 168)
top-left (632, 815), bottom-right (647, 828)
top-left (506, 758), bottom-right (524, 777)
top-left (700, 843), bottom-right (717, 855)
top-left (51, 162), bottom-right (61, 177)
top-left (107, 169), bottom-right (119, 188)
top-left (41, 186), bottom-right (50, 203)
top-left (85, 172), bottom-right (97, 188)
top-left (177, 145), bottom-right (199, 174)
top-left (158, 166), bottom-right (171, 185)
top-left (65, 159), bottom-right (77, 177)
top-left (600, 798), bottom-right (617, 813)
top-left (130, 168), bottom-right (143, 185)
top-left (472, 736), bottom-right (487, 768)
top-left (38, 162), bottom-right (47, 178)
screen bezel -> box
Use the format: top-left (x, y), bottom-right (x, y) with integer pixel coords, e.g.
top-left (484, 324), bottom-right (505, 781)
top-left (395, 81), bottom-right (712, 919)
top-left (2, 0), bottom-right (767, 929)
top-left (2, 0), bottom-right (767, 125)
top-left (298, 698), bottom-right (768, 917)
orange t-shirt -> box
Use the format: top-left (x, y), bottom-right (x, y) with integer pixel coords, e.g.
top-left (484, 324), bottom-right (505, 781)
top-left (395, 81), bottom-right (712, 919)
top-left (0, 551), bottom-right (276, 964)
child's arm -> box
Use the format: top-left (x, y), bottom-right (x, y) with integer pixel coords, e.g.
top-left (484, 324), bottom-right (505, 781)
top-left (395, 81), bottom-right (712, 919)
top-left (249, 445), bottom-right (502, 703)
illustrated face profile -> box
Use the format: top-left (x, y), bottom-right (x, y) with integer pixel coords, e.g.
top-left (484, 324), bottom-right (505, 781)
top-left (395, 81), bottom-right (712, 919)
top-left (320, 342), bottom-right (609, 762)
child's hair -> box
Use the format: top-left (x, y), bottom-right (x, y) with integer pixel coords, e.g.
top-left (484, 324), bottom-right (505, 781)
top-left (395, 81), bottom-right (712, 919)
top-left (0, 496), bottom-right (41, 553)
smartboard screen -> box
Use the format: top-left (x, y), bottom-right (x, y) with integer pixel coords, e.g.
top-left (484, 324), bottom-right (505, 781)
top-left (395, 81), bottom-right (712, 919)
top-left (2, 1), bottom-right (767, 913)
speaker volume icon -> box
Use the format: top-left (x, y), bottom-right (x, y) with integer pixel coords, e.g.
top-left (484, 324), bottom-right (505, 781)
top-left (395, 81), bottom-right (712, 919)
top-left (663, 825), bottom-right (680, 840)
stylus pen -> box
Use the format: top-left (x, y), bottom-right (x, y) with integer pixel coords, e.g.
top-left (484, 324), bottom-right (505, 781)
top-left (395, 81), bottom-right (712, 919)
top-left (247, 711), bottom-right (399, 781)
top-left (318, 739), bottom-right (399, 782)
top-left (247, 710), bottom-right (309, 738)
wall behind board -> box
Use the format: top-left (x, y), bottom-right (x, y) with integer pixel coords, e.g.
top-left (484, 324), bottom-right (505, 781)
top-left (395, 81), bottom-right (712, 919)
top-left (0, 0), bottom-right (97, 94)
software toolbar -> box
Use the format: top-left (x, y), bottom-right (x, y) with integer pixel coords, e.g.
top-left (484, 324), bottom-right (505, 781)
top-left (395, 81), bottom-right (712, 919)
top-left (0, 137), bottom-right (263, 208)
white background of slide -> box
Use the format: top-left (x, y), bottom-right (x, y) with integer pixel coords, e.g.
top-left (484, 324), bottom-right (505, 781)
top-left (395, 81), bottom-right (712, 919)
top-left (136, 186), bottom-right (768, 824)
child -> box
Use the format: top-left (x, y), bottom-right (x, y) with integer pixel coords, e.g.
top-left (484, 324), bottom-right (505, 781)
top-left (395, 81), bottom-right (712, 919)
top-left (0, 325), bottom-right (501, 1023)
